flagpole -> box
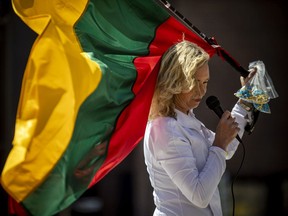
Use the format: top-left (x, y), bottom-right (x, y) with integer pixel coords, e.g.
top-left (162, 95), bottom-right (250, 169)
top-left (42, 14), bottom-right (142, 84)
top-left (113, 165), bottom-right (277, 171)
top-left (155, 0), bottom-right (259, 134)
top-left (155, 0), bottom-right (250, 78)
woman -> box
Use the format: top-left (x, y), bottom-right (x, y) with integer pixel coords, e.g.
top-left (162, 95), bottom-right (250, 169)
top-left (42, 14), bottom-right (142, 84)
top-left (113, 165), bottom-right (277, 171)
top-left (143, 40), bottom-right (254, 216)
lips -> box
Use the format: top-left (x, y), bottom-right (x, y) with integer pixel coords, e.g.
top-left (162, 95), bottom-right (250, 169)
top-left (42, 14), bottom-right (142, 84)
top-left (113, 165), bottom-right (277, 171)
top-left (193, 98), bottom-right (201, 102)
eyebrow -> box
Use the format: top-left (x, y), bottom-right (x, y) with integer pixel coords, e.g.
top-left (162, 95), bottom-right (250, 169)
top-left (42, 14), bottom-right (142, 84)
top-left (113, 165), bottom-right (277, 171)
top-left (196, 78), bottom-right (209, 82)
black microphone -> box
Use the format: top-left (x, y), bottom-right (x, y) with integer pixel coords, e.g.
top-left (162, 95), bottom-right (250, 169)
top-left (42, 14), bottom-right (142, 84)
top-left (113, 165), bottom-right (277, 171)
top-left (206, 95), bottom-right (243, 143)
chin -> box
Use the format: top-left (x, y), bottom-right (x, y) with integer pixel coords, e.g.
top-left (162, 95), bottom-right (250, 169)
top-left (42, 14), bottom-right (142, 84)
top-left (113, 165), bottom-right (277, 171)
top-left (190, 102), bottom-right (200, 109)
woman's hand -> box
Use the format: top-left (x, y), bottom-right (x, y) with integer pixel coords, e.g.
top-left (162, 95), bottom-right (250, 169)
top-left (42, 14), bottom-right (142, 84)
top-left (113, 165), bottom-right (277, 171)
top-left (213, 111), bottom-right (240, 151)
top-left (240, 68), bottom-right (257, 86)
top-left (238, 68), bottom-right (257, 109)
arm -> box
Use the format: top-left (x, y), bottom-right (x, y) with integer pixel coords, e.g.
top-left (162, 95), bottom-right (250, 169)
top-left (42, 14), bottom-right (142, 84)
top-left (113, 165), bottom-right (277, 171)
top-left (160, 144), bottom-right (226, 208)
top-left (153, 121), bottom-right (227, 208)
top-left (216, 69), bottom-right (257, 159)
top-left (225, 69), bottom-right (257, 158)
top-left (225, 102), bottom-right (252, 159)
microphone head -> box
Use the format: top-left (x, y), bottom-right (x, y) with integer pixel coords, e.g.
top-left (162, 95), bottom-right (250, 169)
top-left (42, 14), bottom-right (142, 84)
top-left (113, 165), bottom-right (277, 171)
top-left (206, 95), bottom-right (220, 110)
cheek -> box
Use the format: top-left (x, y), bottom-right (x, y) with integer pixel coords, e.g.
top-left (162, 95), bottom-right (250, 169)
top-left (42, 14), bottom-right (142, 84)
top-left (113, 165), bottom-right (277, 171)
top-left (200, 84), bottom-right (208, 95)
top-left (188, 99), bottom-right (200, 109)
top-left (203, 85), bottom-right (208, 94)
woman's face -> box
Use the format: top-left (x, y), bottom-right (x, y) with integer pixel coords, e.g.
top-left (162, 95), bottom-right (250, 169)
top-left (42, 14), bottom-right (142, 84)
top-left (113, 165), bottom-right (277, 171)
top-left (174, 63), bottom-right (210, 114)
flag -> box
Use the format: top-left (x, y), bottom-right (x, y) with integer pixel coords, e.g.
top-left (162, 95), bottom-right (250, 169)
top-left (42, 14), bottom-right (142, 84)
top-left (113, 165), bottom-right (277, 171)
top-left (1, 0), bottom-right (217, 215)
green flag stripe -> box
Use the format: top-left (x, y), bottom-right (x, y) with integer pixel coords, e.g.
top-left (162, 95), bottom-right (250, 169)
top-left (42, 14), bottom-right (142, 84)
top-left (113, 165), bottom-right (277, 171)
top-left (22, 0), bottom-right (169, 215)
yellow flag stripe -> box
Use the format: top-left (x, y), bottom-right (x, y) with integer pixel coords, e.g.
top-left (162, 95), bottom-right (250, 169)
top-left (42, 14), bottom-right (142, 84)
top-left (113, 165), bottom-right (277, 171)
top-left (1, 0), bottom-right (102, 202)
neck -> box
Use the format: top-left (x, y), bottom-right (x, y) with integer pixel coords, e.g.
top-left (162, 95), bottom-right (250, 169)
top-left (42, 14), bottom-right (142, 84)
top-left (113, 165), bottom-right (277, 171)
top-left (175, 105), bottom-right (189, 115)
top-left (174, 95), bottom-right (189, 115)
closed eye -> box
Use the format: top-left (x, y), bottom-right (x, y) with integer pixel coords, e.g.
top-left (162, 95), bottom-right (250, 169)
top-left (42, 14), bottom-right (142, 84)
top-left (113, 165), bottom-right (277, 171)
top-left (197, 79), bottom-right (209, 84)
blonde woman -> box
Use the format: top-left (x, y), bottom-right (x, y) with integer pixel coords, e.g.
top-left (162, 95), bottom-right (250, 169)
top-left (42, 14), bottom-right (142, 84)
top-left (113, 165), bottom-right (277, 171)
top-left (143, 40), bottom-right (254, 216)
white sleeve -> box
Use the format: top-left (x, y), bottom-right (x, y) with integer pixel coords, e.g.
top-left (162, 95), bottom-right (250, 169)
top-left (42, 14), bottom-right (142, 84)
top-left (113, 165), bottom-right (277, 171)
top-left (156, 123), bottom-right (227, 208)
top-left (225, 103), bottom-right (251, 159)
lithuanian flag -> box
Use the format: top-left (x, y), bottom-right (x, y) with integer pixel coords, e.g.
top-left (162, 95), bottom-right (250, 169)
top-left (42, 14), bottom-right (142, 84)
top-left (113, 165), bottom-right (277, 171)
top-left (1, 0), bottom-right (217, 215)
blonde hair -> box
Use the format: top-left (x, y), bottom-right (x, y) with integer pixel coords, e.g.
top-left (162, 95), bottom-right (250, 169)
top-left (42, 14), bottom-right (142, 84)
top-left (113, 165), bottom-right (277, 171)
top-left (149, 40), bottom-right (210, 119)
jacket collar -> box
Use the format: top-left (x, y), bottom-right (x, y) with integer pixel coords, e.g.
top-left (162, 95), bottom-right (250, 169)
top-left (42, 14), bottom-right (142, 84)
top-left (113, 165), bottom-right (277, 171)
top-left (175, 109), bottom-right (204, 131)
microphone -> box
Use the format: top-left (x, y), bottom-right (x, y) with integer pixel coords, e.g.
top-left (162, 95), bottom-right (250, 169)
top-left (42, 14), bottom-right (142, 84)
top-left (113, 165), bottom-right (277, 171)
top-left (206, 95), bottom-right (242, 143)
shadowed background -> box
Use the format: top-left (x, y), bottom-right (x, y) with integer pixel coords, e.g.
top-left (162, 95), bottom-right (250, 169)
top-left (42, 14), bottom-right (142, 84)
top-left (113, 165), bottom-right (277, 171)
top-left (0, 0), bottom-right (287, 215)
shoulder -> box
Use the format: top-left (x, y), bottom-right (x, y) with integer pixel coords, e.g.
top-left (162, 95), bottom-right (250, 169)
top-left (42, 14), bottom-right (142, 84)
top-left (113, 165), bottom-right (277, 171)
top-left (149, 116), bottom-right (181, 137)
top-left (147, 116), bottom-right (188, 149)
top-left (145, 116), bottom-right (194, 161)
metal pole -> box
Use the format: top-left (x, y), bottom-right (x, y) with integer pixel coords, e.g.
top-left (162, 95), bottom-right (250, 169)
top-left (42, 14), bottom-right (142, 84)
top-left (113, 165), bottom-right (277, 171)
top-left (155, 0), bottom-right (250, 78)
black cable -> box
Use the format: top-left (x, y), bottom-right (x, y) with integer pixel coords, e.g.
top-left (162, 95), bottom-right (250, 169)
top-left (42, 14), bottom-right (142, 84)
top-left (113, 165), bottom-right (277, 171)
top-left (231, 141), bottom-right (246, 216)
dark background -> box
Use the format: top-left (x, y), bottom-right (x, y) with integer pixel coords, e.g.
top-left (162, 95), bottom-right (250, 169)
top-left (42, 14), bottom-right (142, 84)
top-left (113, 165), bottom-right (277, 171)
top-left (1, 0), bottom-right (287, 215)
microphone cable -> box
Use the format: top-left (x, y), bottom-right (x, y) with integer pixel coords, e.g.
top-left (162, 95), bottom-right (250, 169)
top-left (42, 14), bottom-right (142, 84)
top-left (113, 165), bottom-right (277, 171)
top-left (230, 140), bottom-right (246, 216)
top-left (205, 95), bottom-right (247, 215)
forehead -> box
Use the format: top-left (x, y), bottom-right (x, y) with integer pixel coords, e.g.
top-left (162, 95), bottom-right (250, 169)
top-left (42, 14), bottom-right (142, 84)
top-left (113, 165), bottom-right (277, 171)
top-left (194, 63), bottom-right (210, 80)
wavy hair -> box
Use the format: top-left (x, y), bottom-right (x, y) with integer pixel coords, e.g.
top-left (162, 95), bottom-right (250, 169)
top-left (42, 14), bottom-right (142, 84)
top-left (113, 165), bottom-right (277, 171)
top-left (149, 40), bottom-right (210, 119)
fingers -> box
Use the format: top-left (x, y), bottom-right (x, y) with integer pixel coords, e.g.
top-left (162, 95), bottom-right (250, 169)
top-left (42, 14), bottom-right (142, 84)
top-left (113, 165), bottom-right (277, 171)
top-left (221, 111), bottom-right (240, 131)
top-left (228, 115), bottom-right (240, 130)
top-left (247, 69), bottom-right (257, 80)
top-left (248, 67), bottom-right (257, 73)
top-left (214, 112), bottom-right (241, 150)
top-left (228, 116), bottom-right (239, 131)
top-left (240, 76), bottom-right (245, 86)
top-left (240, 67), bottom-right (257, 86)
top-left (221, 110), bottom-right (231, 119)
top-left (231, 120), bottom-right (240, 132)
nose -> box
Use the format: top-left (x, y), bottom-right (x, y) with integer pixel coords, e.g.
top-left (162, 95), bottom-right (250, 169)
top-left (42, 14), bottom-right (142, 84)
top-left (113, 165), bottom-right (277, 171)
top-left (196, 83), bottom-right (206, 97)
